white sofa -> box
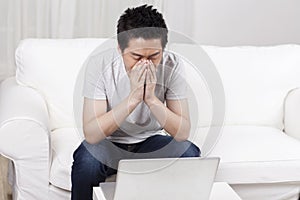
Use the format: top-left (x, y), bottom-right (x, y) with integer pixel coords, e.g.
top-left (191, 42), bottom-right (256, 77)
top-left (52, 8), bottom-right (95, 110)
top-left (0, 38), bottom-right (300, 200)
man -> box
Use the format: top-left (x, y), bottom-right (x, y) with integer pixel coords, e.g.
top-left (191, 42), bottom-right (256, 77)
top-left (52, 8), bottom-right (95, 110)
top-left (71, 4), bottom-right (200, 200)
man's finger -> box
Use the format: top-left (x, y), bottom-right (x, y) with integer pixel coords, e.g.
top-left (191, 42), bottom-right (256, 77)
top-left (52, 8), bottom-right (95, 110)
top-left (137, 64), bottom-right (147, 79)
top-left (131, 60), bottom-right (143, 71)
top-left (149, 61), bottom-right (156, 79)
top-left (146, 66), bottom-right (152, 83)
top-left (130, 61), bottom-right (138, 71)
top-left (138, 66), bottom-right (147, 82)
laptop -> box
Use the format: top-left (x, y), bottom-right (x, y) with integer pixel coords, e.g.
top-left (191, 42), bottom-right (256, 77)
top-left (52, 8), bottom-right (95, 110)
top-left (99, 157), bottom-right (220, 200)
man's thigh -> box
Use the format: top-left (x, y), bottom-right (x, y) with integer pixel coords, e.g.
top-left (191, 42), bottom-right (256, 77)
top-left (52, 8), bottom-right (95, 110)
top-left (82, 139), bottom-right (134, 170)
top-left (133, 135), bottom-right (200, 158)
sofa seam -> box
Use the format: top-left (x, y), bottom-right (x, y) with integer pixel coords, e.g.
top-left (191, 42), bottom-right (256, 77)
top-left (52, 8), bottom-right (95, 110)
top-left (282, 87), bottom-right (300, 133)
top-left (0, 117), bottom-right (50, 133)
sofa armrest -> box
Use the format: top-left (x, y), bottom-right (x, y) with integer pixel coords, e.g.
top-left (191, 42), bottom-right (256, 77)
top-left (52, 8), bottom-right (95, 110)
top-left (0, 77), bottom-right (51, 199)
top-left (284, 87), bottom-right (300, 141)
top-left (0, 77), bottom-right (49, 129)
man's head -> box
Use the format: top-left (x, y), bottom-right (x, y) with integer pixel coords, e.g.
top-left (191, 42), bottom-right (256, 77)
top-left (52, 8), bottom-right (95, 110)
top-left (117, 4), bottom-right (168, 71)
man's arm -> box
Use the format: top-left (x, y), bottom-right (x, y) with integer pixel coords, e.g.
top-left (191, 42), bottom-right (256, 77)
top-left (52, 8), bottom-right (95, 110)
top-left (82, 97), bottom-right (140, 144)
top-left (83, 60), bottom-right (148, 144)
top-left (144, 61), bottom-right (191, 141)
top-left (146, 98), bottom-right (191, 141)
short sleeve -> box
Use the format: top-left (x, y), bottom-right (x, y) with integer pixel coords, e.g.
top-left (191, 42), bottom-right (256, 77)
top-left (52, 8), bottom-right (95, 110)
top-left (82, 55), bottom-right (107, 100)
top-left (166, 57), bottom-right (187, 100)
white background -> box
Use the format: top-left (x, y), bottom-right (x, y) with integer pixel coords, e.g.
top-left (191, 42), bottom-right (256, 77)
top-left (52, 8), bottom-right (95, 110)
top-left (0, 0), bottom-right (300, 82)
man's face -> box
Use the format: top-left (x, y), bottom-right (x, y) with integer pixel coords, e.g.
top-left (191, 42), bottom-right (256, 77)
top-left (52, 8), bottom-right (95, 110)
top-left (120, 38), bottom-right (163, 72)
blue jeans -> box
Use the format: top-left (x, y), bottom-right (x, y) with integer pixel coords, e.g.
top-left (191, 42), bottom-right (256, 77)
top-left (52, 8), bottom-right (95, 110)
top-left (71, 135), bottom-right (200, 200)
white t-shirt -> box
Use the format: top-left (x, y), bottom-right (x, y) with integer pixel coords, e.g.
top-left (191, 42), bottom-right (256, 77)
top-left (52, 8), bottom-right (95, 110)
top-left (83, 48), bottom-right (187, 144)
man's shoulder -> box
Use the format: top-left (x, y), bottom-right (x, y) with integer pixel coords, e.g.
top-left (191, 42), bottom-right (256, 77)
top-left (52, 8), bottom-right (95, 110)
top-left (163, 50), bottom-right (182, 66)
top-left (85, 48), bottom-right (120, 74)
top-left (88, 48), bottom-right (119, 65)
top-left (162, 50), bottom-right (184, 74)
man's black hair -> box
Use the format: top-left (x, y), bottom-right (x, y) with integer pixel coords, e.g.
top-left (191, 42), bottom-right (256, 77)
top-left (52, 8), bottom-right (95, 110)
top-left (117, 4), bottom-right (168, 52)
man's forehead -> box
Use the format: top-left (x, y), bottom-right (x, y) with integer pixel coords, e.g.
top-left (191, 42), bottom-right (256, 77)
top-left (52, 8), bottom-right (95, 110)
top-left (127, 38), bottom-right (162, 50)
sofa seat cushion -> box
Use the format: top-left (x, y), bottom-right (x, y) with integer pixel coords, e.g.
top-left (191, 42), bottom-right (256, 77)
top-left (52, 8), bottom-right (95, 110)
top-left (50, 128), bottom-right (82, 191)
top-left (210, 126), bottom-right (300, 184)
top-left (49, 126), bottom-right (300, 191)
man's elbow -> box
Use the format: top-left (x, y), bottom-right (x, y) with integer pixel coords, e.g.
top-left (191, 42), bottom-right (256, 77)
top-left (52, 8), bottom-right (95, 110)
top-left (174, 121), bottom-right (191, 142)
top-left (173, 128), bottom-right (190, 142)
top-left (84, 135), bottom-right (98, 145)
top-left (83, 126), bottom-right (104, 145)
top-left (174, 135), bottom-right (189, 142)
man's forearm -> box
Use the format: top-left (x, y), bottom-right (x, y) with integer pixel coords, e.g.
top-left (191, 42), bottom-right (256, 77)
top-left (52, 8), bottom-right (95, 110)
top-left (84, 96), bottom-right (139, 144)
top-left (147, 97), bottom-right (191, 141)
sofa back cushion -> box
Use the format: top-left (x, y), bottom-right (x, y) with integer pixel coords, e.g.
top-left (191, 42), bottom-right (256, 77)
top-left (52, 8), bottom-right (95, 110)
top-left (15, 39), bottom-right (109, 130)
top-left (15, 39), bottom-right (300, 136)
top-left (170, 44), bottom-right (300, 131)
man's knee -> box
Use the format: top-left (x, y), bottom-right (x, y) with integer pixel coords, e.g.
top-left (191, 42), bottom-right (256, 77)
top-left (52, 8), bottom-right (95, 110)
top-left (71, 142), bottom-right (110, 200)
top-left (72, 142), bottom-right (106, 180)
top-left (179, 141), bottom-right (201, 157)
